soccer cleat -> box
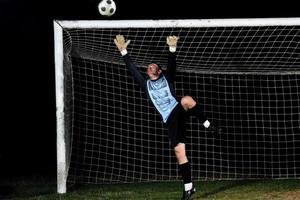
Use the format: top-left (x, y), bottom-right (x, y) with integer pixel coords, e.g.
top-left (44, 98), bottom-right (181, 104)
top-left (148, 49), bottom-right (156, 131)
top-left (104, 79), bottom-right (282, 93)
top-left (181, 187), bottom-right (196, 200)
top-left (208, 122), bottom-right (222, 134)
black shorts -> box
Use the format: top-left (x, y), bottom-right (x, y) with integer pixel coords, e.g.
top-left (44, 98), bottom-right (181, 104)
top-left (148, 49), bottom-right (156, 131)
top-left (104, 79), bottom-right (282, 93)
top-left (165, 103), bottom-right (187, 148)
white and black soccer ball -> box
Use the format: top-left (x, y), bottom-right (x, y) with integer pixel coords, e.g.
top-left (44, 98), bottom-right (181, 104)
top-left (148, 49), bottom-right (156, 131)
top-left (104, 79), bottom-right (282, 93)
top-left (98, 0), bottom-right (116, 17)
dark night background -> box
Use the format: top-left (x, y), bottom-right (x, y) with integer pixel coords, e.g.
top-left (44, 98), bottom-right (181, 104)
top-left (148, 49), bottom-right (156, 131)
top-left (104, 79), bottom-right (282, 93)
top-left (0, 0), bottom-right (299, 180)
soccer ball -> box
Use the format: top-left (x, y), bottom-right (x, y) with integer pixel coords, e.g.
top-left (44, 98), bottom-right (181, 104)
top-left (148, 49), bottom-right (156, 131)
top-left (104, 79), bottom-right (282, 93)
top-left (98, 0), bottom-right (116, 17)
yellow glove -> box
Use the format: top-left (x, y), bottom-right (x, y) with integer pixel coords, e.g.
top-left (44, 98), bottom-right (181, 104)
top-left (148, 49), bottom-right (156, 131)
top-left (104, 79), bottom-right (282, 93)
top-left (166, 36), bottom-right (179, 47)
top-left (114, 34), bottom-right (131, 52)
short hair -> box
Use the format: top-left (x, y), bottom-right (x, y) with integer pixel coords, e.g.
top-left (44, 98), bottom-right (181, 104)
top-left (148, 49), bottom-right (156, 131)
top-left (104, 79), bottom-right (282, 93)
top-left (148, 63), bottom-right (162, 70)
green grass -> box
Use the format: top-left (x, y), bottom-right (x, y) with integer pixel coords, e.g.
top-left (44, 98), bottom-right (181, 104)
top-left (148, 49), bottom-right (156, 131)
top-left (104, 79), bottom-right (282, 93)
top-left (1, 177), bottom-right (300, 200)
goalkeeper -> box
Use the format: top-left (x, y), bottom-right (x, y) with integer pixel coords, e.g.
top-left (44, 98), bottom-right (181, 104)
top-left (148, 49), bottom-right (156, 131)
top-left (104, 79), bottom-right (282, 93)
top-left (114, 34), bottom-right (221, 200)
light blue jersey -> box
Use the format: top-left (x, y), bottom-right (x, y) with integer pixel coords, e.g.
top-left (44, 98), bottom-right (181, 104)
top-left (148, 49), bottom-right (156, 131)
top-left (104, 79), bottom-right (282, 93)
top-left (147, 76), bottom-right (178, 123)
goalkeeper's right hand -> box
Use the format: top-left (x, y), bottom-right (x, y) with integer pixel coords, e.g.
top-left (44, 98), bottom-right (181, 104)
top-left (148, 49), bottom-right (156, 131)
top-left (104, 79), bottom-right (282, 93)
top-left (114, 34), bottom-right (131, 52)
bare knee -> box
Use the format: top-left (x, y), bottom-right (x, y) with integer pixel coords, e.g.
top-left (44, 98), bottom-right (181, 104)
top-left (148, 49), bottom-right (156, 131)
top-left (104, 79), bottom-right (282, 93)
top-left (174, 143), bottom-right (188, 164)
top-left (181, 96), bottom-right (196, 111)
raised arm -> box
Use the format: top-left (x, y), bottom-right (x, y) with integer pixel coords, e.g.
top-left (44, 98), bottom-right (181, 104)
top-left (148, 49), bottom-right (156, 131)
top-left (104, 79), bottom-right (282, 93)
top-left (114, 34), bottom-right (146, 89)
top-left (166, 36), bottom-right (179, 82)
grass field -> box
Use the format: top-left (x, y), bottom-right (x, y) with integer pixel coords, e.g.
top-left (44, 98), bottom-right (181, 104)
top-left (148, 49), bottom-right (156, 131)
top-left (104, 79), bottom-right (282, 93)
top-left (1, 177), bottom-right (300, 200)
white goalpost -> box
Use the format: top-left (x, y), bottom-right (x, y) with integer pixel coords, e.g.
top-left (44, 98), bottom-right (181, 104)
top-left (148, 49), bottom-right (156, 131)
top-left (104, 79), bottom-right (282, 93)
top-left (54, 21), bottom-right (66, 194)
top-left (54, 18), bottom-right (300, 193)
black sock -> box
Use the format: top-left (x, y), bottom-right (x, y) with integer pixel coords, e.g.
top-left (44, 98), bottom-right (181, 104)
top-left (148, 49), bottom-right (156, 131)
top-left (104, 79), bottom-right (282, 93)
top-left (188, 103), bottom-right (207, 124)
top-left (179, 162), bottom-right (192, 184)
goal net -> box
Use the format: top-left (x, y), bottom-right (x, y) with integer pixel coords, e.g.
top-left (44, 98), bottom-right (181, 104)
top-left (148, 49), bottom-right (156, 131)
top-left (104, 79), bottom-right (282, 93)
top-left (54, 18), bottom-right (300, 193)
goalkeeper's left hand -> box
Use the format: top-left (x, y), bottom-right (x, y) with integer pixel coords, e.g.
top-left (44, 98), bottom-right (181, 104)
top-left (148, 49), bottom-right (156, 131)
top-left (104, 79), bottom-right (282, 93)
top-left (167, 36), bottom-right (179, 47)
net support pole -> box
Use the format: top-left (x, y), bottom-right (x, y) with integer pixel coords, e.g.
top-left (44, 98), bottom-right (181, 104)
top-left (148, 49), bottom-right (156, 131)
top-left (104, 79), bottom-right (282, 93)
top-left (54, 20), bottom-right (67, 194)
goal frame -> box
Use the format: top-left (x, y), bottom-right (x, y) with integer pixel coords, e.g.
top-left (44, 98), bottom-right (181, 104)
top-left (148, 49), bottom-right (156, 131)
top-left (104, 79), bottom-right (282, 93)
top-left (54, 17), bottom-right (300, 194)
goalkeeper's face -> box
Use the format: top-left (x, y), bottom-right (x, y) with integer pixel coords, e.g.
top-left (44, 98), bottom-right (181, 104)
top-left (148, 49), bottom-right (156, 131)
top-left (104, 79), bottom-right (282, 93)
top-left (147, 63), bottom-right (162, 80)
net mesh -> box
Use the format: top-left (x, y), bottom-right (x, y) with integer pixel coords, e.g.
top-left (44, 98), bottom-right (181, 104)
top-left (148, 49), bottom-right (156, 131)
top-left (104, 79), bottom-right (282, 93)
top-left (60, 22), bottom-right (300, 184)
